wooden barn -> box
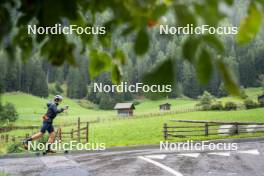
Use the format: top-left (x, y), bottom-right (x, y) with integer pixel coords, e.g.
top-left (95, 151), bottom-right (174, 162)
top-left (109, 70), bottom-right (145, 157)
top-left (114, 103), bottom-right (135, 116)
top-left (258, 95), bottom-right (264, 102)
top-left (159, 103), bottom-right (171, 111)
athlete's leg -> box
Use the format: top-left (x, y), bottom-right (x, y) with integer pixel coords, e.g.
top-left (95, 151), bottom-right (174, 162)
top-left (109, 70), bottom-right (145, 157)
top-left (47, 131), bottom-right (55, 144)
top-left (45, 125), bottom-right (55, 153)
top-left (31, 132), bottom-right (44, 140)
top-left (23, 122), bottom-right (47, 149)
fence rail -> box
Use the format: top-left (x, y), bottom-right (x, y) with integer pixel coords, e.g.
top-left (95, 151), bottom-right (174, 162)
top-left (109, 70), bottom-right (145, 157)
top-left (0, 117), bottom-right (92, 143)
top-left (163, 120), bottom-right (264, 140)
top-left (0, 125), bottom-right (39, 133)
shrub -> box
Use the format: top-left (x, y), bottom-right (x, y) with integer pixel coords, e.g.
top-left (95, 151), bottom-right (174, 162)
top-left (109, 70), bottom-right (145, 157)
top-left (210, 101), bottom-right (223, 110)
top-left (0, 103), bottom-right (18, 125)
top-left (197, 91), bottom-right (215, 111)
top-left (55, 82), bottom-right (63, 94)
top-left (7, 142), bottom-right (23, 153)
top-left (244, 99), bottom-right (258, 109)
top-left (259, 100), bottom-right (264, 107)
top-left (224, 101), bottom-right (237, 111)
top-left (133, 100), bottom-right (140, 105)
top-left (201, 104), bottom-right (211, 111)
top-left (240, 89), bottom-right (248, 99)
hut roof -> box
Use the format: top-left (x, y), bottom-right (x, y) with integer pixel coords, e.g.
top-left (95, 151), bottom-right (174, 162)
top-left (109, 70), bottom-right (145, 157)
top-left (258, 95), bottom-right (264, 99)
top-left (159, 103), bottom-right (171, 106)
top-left (114, 103), bottom-right (135, 110)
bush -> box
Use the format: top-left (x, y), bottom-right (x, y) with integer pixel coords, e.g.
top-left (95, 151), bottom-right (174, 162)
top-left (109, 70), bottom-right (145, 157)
top-left (259, 100), bottom-right (264, 107)
top-left (133, 100), bottom-right (140, 105)
top-left (7, 142), bottom-right (23, 153)
top-left (0, 103), bottom-right (18, 125)
top-left (244, 99), bottom-right (258, 109)
top-left (197, 91), bottom-right (215, 111)
top-left (55, 82), bottom-right (63, 94)
top-left (224, 102), bottom-right (237, 111)
top-left (210, 101), bottom-right (224, 110)
top-left (240, 89), bottom-right (248, 99)
top-left (201, 104), bottom-right (211, 111)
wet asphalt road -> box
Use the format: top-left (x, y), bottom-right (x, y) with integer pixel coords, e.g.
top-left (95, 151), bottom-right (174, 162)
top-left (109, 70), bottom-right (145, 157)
top-left (0, 140), bottom-right (264, 176)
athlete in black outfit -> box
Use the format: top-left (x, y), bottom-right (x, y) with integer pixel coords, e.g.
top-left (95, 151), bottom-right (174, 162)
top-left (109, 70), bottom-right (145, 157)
top-left (23, 95), bottom-right (68, 153)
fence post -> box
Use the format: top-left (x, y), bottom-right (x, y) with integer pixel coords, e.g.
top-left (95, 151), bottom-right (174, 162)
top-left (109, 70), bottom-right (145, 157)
top-left (163, 123), bottom-right (168, 140)
top-left (71, 129), bottom-right (74, 140)
top-left (58, 128), bottom-right (62, 142)
top-left (205, 123), bottom-right (209, 136)
top-left (235, 123), bottom-right (239, 135)
top-left (86, 122), bottom-right (89, 143)
top-left (77, 117), bottom-right (81, 142)
top-left (5, 134), bottom-right (9, 143)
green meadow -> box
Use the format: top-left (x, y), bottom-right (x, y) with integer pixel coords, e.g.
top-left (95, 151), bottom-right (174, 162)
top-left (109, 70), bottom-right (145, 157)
top-left (0, 87), bottom-right (264, 153)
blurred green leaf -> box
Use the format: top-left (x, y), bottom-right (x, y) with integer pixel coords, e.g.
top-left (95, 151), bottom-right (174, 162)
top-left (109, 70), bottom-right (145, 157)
top-left (41, 35), bottom-right (76, 66)
top-left (183, 36), bottom-right (200, 63)
top-left (98, 33), bottom-right (111, 47)
top-left (5, 45), bottom-right (15, 61)
top-left (195, 1), bottom-right (225, 26)
top-left (13, 27), bottom-right (33, 61)
top-left (114, 49), bottom-right (126, 65)
top-left (111, 64), bottom-right (122, 84)
top-left (196, 49), bottom-right (213, 84)
top-left (143, 58), bottom-right (174, 86)
top-left (134, 28), bottom-right (149, 55)
top-left (143, 58), bottom-right (174, 98)
top-left (0, 6), bottom-right (12, 42)
top-left (40, 0), bottom-right (78, 26)
top-left (202, 35), bottom-right (224, 53)
top-left (122, 25), bottom-right (136, 36)
top-left (224, 0), bottom-right (234, 5)
top-left (216, 59), bottom-right (240, 96)
top-left (175, 4), bottom-right (196, 26)
top-left (89, 49), bottom-right (112, 79)
top-left (237, 3), bottom-right (262, 44)
top-left (152, 4), bottom-right (167, 20)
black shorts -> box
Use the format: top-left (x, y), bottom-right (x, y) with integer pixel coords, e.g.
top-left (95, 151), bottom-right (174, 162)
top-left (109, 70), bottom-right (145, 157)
top-left (40, 121), bottom-right (54, 134)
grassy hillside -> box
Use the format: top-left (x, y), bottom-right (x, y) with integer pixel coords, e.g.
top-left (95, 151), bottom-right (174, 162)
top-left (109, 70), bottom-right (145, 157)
top-left (1, 88), bottom-right (264, 152)
top-left (219, 87), bottom-right (263, 103)
top-left (1, 88), bottom-right (263, 125)
top-left (1, 92), bottom-right (198, 125)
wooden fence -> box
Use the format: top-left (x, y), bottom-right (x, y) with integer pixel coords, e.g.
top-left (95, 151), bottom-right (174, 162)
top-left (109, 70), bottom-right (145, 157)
top-left (96, 107), bottom-right (201, 123)
top-left (61, 117), bottom-right (94, 143)
top-left (0, 117), bottom-right (96, 143)
top-left (163, 120), bottom-right (264, 140)
top-left (0, 125), bottom-right (39, 133)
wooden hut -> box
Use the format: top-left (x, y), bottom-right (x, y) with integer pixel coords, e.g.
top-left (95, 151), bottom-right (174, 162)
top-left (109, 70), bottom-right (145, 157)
top-left (258, 95), bottom-right (264, 102)
top-left (114, 103), bottom-right (135, 116)
top-left (159, 103), bottom-right (171, 111)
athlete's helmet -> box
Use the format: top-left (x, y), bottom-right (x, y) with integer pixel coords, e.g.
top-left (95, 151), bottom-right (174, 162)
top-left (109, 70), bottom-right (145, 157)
top-left (54, 95), bottom-right (63, 102)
